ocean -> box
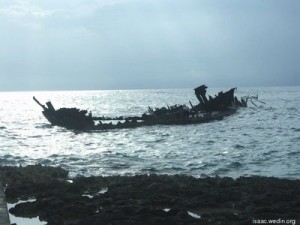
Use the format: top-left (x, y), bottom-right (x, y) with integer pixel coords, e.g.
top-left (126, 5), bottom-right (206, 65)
top-left (0, 86), bottom-right (299, 179)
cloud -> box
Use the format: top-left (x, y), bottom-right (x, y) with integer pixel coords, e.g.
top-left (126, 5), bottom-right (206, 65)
top-left (63, 0), bottom-right (134, 18)
top-left (0, 0), bottom-right (299, 90)
top-left (0, 0), bottom-right (132, 30)
top-left (0, 0), bottom-right (63, 30)
top-left (0, 0), bottom-right (59, 18)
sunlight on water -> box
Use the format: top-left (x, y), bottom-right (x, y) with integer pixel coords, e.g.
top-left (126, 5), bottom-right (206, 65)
top-left (0, 87), bottom-right (300, 178)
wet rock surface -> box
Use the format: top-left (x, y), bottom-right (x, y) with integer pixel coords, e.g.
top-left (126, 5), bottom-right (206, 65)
top-left (1, 165), bottom-right (299, 225)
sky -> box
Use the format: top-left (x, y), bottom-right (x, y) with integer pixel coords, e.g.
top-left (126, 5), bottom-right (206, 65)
top-left (0, 0), bottom-right (299, 91)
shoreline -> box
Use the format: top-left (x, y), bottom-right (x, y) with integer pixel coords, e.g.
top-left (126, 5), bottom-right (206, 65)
top-left (0, 165), bottom-right (299, 225)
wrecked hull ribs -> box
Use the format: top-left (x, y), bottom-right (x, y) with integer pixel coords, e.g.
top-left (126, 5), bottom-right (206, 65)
top-left (33, 85), bottom-right (248, 131)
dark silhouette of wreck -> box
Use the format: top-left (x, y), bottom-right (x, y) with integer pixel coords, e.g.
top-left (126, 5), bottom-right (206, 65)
top-left (33, 85), bottom-right (247, 131)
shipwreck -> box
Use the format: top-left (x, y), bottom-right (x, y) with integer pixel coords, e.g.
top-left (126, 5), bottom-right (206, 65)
top-left (33, 85), bottom-right (248, 131)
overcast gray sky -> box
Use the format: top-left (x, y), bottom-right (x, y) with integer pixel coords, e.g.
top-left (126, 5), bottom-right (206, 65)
top-left (0, 0), bottom-right (299, 91)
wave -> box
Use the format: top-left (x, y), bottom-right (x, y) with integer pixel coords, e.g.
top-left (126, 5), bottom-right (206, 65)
top-left (227, 162), bottom-right (243, 168)
top-left (232, 144), bottom-right (245, 149)
top-left (291, 128), bottom-right (300, 132)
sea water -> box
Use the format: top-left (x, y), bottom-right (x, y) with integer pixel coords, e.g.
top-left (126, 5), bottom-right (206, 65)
top-left (0, 86), bottom-right (299, 179)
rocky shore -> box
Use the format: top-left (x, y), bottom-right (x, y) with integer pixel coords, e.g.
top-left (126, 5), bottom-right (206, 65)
top-left (0, 165), bottom-right (299, 225)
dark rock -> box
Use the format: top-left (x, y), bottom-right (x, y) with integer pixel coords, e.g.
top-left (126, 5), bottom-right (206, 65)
top-left (9, 201), bottom-right (38, 218)
top-left (36, 197), bottom-right (64, 210)
top-left (1, 165), bottom-right (300, 225)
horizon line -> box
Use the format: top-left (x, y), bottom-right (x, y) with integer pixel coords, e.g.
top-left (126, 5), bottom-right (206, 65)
top-left (0, 84), bottom-right (300, 93)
